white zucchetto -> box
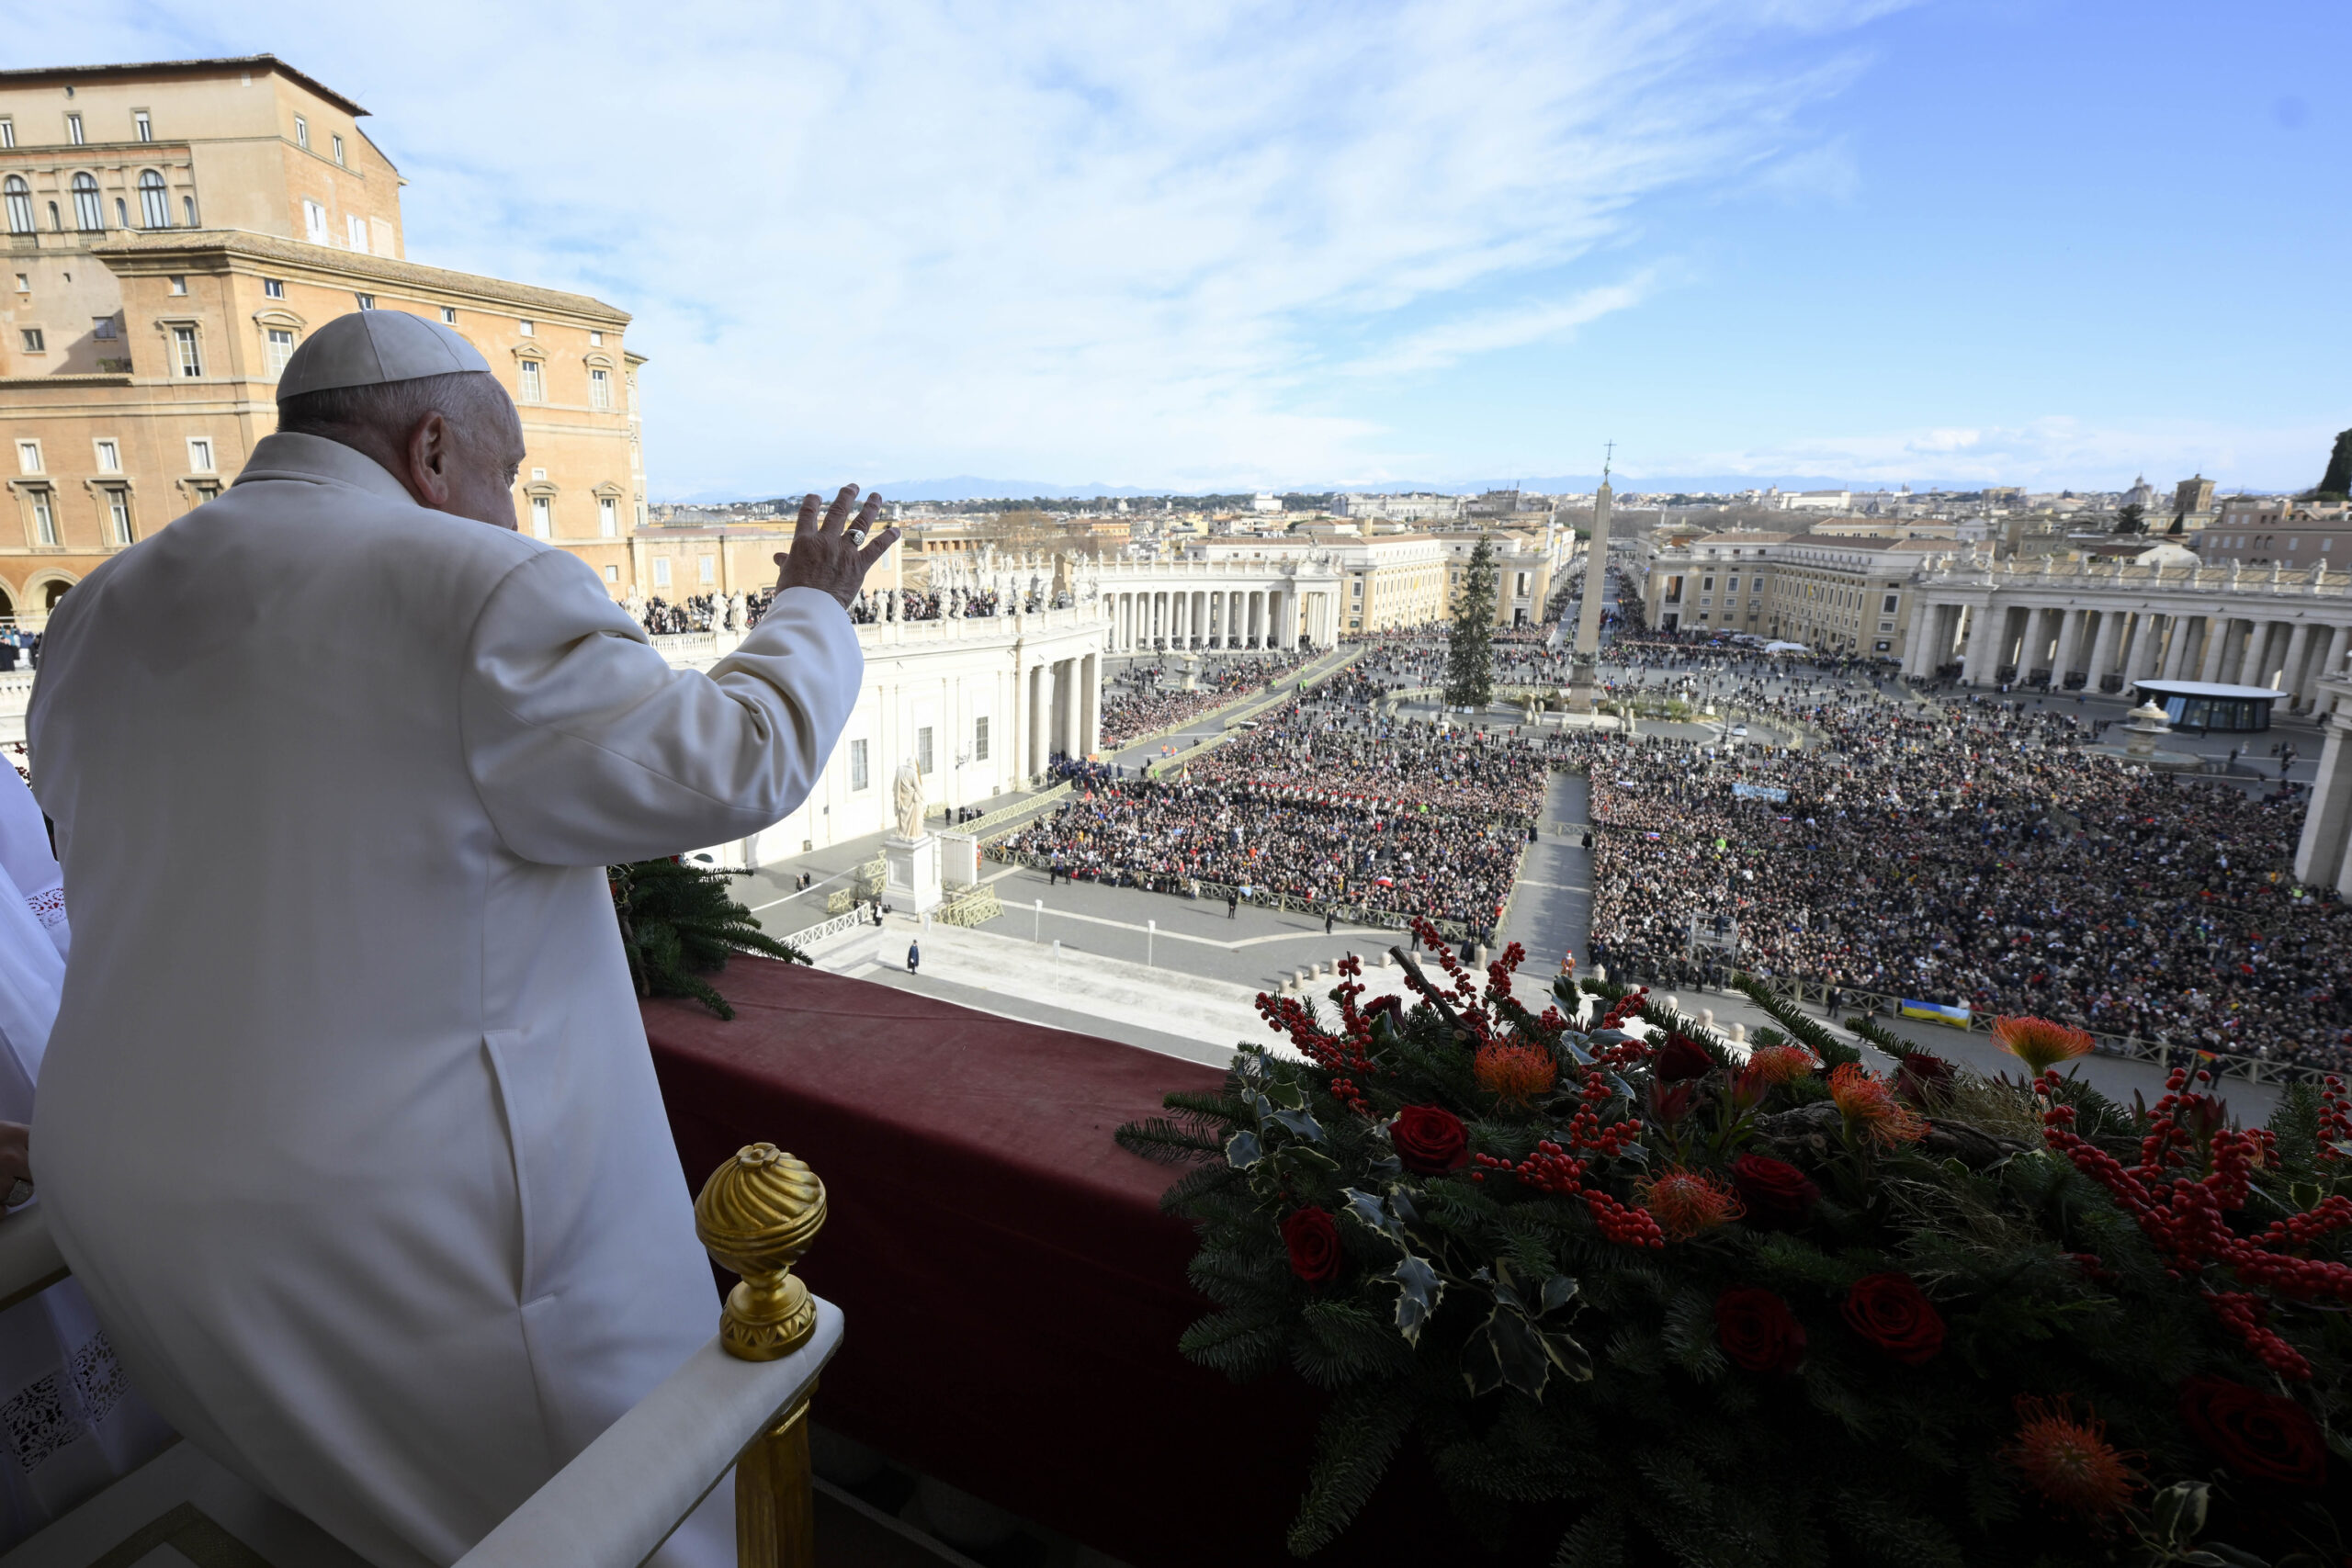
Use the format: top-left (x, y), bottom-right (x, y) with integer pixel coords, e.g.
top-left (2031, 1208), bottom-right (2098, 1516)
top-left (277, 310), bottom-right (493, 399)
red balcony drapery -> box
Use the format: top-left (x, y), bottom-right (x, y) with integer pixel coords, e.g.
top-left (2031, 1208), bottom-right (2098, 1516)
top-left (645, 957), bottom-right (1478, 1568)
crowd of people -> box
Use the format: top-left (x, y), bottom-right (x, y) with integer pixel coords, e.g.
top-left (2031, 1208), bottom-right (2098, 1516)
top-left (1009, 610), bottom-right (2352, 1077)
top-left (1096, 649), bottom-right (1315, 745)
top-left (1575, 677), bottom-right (2352, 1075)
top-left (995, 767), bottom-right (1526, 932)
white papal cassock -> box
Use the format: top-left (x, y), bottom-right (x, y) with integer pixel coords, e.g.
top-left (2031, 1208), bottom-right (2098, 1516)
top-left (27, 432), bottom-right (861, 1567)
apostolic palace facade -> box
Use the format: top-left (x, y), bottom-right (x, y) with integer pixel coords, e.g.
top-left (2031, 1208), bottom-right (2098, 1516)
top-left (0, 55), bottom-right (649, 624)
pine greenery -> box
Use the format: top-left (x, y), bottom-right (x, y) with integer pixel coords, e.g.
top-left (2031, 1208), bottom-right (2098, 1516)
top-left (1443, 538), bottom-right (1498, 710)
top-left (609, 857), bottom-right (807, 1019)
top-left (1121, 941), bottom-right (2352, 1566)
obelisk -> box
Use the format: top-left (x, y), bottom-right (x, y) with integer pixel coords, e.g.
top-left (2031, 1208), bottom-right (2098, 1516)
top-left (1567, 453), bottom-right (1615, 712)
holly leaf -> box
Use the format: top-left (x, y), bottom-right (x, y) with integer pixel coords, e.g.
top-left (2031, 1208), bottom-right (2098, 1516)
top-left (1543, 1327), bottom-right (1594, 1383)
top-left (1387, 1254), bottom-right (1444, 1347)
top-left (1264, 1077), bottom-right (1306, 1111)
top-left (1488, 1305), bottom-right (1551, 1397)
top-left (1556, 1032), bottom-right (1594, 1066)
top-left (2151, 1483), bottom-right (2208, 1548)
top-left (1541, 1274), bottom-right (1579, 1314)
top-left (1340, 1187), bottom-right (1405, 1248)
top-left (1226, 1129), bottom-right (1265, 1169)
top-left (1267, 1107), bottom-right (1326, 1143)
top-left (1278, 1145), bottom-right (1340, 1173)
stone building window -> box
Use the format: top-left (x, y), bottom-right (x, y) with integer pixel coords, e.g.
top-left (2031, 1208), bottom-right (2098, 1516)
top-left (3, 177), bottom-right (30, 235)
top-left (72, 174), bottom-right (102, 232)
top-left (140, 171), bottom-right (169, 229)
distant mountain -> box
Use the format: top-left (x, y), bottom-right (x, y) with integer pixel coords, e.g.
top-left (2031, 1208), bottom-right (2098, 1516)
top-left (663, 471), bottom-right (2122, 507)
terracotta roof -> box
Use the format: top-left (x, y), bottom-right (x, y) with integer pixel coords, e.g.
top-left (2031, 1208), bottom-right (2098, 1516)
top-left (0, 55), bottom-right (368, 117)
top-left (93, 230), bottom-right (631, 326)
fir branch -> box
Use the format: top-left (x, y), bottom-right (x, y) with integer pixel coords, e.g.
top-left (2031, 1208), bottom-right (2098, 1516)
top-left (1287, 1389), bottom-right (1415, 1556)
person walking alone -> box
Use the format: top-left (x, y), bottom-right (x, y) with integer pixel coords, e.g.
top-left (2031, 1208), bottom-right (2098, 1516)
top-left (908, 939), bottom-right (921, 976)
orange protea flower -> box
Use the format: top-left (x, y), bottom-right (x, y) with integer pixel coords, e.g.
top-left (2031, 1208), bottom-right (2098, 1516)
top-left (2004, 1396), bottom-right (2139, 1516)
top-left (1473, 1040), bottom-right (1558, 1107)
top-left (1990, 1016), bottom-right (2096, 1076)
top-left (1827, 1063), bottom-right (1929, 1145)
top-left (1634, 1168), bottom-right (1744, 1239)
top-left (1743, 1044), bottom-right (1817, 1085)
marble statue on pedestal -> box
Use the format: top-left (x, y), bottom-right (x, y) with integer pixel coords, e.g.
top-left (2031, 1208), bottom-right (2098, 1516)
top-left (893, 758), bottom-right (925, 842)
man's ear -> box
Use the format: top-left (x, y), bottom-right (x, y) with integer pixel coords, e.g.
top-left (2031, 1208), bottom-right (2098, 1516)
top-left (405, 412), bottom-right (454, 511)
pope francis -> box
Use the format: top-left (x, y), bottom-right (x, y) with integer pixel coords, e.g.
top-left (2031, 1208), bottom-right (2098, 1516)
top-left (25, 310), bottom-right (896, 1567)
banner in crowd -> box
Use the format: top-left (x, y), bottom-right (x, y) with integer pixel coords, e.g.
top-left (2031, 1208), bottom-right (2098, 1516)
top-left (1900, 998), bottom-right (1971, 1025)
top-left (1731, 782), bottom-right (1790, 804)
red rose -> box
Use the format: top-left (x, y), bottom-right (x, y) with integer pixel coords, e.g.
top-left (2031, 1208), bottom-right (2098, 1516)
top-left (1390, 1105), bottom-right (1468, 1173)
top-left (1281, 1207), bottom-right (1341, 1283)
top-left (2178, 1377), bottom-right (2328, 1488)
top-left (1654, 1033), bottom-right (1714, 1083)
top-left (1730, 1154), bottom-right (1820, 1228)
top-left (1894, 1052), bottom-right (1952, 1106)
top-left (1715, 1287), bottom-right (1806, 1373)
top-left (1841, 1272), bottom-right (1944, 1365)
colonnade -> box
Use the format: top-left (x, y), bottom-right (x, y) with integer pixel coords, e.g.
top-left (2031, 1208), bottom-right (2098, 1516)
top-left (1102, 587), bottom-right (1300, 653)
top-left (1904, 587), bottom-right (2352, 714)
top-left (1017, 650), bottom-right (1101, 775)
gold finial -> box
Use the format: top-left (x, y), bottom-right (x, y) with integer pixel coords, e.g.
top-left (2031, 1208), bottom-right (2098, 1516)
top-left (695, 1143), bottom-right (826, 1362)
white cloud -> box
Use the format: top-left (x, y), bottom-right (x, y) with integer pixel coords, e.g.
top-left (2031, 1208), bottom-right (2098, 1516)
top-left (1347, 275), bottom-right (1657, 377)
top-left (27, 0), bottom-right (1905, 492)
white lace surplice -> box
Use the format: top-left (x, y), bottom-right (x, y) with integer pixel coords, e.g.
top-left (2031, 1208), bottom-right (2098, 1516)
top-left (0, 766), bottom-right (172, 1550)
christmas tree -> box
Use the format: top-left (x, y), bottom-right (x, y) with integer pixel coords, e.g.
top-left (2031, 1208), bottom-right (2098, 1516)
top-left (2312, 428), bottom-right (2352, 501)
top-left (1443, 538), bottom-right (1498, 710)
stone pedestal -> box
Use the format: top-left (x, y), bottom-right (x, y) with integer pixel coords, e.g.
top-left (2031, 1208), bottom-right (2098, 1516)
top-left (1566, 655), bottom-right (1600, 714)
top-left (883, 833), bottom-right (944, 914)
top-left (938, 832), bottom-right (981, 886)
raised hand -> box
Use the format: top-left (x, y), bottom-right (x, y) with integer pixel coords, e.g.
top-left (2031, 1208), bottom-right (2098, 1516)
top-left (775, 486), bottom-right (900, 610)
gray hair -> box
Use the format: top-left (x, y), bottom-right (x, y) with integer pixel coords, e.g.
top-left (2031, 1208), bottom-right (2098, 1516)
top-left (276, 370), bottom-right (505, 441)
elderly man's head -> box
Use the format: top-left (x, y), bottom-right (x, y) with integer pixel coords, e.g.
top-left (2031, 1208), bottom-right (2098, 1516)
top-left (271, 311), bottom-right (526, 530)
top-left (277, 371), bottom-right (525, 529)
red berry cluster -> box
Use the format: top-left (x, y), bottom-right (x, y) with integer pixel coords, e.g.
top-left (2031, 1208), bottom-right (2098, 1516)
top-left (1253, 971), bottom-right (1377, 1116)
top-left (2040, 1066), bottom-right (2352, 1381)
top-left (2318, 1075), bottom-right (2351, 1164)
top-left (1467, 1139), bottom-right (1665, 1247)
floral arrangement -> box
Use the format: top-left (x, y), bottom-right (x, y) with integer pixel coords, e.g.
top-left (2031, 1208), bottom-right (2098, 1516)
top-left (1117, 922), bottom-right (2351, 1566)
top-left (608, 856), bottom-right (805, 1018)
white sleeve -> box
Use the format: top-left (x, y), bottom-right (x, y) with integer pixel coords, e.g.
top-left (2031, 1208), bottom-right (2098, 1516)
top-left (460, 551), bottom-right (862, 866)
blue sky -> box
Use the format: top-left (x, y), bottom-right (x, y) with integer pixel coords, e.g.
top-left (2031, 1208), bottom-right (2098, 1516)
top-left (20, 1), bottom-right (2351, 496)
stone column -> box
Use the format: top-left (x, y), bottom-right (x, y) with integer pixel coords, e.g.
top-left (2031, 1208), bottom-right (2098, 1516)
top-left (2303, 624), bottom-right (2352, 709)
top-left (1080, 652), bottom-right (1100, 754)
top-left (2238, 621), bottom-right (2272, 687)
top-left (2278, 622), bottom-right (2312, 698)
top-left (1011, 659), bottom-right (1028, 784)
top-left (2051, 607), bottom-right (2086, 688)
top-left (2158, 615), bottom-right (2193, 680)
top-left (1029, 663), bottom-right (1049, 777)
top-left (2199, 618), bottom-right (2232, 683)
top-left (2296, 685), bottom-right (2352, 887)
top-left (2085, 609), bottom-right (2123, 690)
top-left (1900, 599), bottom-right (1930, 675)
top-left (1961, 600), bottom-right (2000, 685)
